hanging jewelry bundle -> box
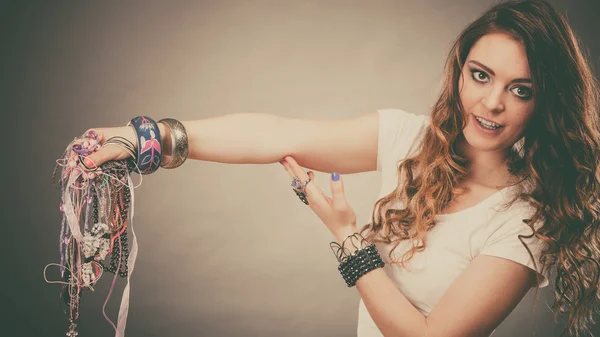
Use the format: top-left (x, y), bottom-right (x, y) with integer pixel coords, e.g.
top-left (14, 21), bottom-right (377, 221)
top-left (46, 117), bottom-right (188, 337)
top-left (48, 129), bottom-right (139, 337)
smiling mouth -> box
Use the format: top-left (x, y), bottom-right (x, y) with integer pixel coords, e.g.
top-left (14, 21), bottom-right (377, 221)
top-left (473, 115), bottom-right (503, 130)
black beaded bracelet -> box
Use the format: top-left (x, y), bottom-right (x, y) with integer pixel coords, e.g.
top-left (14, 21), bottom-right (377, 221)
top-left (330, 233), bottom-right (385, 287)
top-left (337, 244), bottom-right (385, 287)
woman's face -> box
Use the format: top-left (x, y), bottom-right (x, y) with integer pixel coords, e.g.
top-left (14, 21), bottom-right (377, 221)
top-left (459, 32), bottom-right (536, 153)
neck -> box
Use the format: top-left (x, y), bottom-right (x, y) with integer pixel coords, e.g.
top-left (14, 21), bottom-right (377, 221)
top-left (456, 135), bottom-right (513, 188)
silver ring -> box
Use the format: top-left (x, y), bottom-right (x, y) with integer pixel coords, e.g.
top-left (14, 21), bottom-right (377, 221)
top-left (291, 176), bottom-right (311, 205)
top-left (291, 176), bottom-right (311, 191)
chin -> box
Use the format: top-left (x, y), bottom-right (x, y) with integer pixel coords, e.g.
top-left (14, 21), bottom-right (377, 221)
top-left (462, 132), bottom-right (504, 152)
top-left (462, 117), bottom-right (508, 152)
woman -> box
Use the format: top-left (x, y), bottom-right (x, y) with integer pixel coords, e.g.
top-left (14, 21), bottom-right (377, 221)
top-left (77, 0), bottom-right (600, 336)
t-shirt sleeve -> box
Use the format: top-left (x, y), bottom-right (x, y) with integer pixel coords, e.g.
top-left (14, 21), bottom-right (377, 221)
top-left (376, 108), bottom-right (429, 172)
top-left (479, 215), bottom-right (550, 288)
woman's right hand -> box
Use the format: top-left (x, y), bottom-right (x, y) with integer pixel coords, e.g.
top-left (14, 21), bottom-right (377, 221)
top-left (81, 126), bottom-right (138, 169)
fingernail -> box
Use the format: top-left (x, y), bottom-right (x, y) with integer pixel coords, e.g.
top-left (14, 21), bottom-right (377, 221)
top-left (84, 157), bottom-right (96, 169)
top-left (331, 172), bottom-right (340, 181)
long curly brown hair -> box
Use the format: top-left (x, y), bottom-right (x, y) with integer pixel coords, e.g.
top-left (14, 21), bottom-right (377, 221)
top-left (359, 1), bottom-right (600, 336)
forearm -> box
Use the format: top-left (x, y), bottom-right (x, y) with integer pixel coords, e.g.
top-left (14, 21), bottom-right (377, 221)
top-left (159, 113), bottom-right (289, 164)
top-left (356, 270), bottom-right (428, 336)
top-left (334, 228), bottom-right (428, 337)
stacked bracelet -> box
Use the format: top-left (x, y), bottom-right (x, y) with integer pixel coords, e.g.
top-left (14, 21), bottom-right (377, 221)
top-left (127, 116), bottom-right (163, 175)
top-left (330, 233), bottom-right (385, 287)
top-left (158, 118), bottom-right (189, 169)
top-left (337, 244), bottom-right (385, 287)
top-left (102, 136), bottom-right (137, 160)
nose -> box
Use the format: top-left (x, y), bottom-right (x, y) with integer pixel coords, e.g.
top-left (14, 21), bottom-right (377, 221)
top-left (481, 86), bottom-right (505, 113)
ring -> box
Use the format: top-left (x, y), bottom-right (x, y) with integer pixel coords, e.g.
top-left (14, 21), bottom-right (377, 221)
top-left (291, 176), bottom-right (311, 205)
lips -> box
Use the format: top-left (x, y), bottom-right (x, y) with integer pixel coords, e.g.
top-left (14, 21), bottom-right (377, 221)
top-left (473, 114), bottom-right (504, 127)
top-left (470, 114), bottom-right (504, 134)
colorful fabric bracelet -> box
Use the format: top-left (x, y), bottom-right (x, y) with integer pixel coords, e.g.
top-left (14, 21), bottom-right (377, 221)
top-left (127, 116), bottom-right (163, 174)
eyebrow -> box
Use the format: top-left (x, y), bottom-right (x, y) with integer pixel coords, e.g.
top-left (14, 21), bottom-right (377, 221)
top-left (468, 60), bottom-right (532, 84)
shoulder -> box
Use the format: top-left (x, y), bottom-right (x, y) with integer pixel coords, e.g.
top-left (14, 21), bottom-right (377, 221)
top-left (481, 197), bottom-right (550, 287)
top-left (490, 195), bottom-right (542, 232)
top-left (377, 108), bottom-right (429, 127)
top-left (376, 108), bottom-right (430, 172)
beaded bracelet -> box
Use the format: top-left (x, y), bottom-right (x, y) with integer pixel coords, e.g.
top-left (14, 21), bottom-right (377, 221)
top-left (330, 233), bottom-right (385, 287)
top-left (337, 244), bottom-right (385, 287)
top-left (127, 116), bottom-right (163, 174)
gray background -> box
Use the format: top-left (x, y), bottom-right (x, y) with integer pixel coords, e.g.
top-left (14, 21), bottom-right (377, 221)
top-left (3, 0), bottom-right (600, 336)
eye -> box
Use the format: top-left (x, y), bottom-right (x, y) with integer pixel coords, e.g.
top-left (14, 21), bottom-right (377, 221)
top-left (511, 86), bottom-right (533, 100)
top-left (470, 69), bottom-right (489, 83)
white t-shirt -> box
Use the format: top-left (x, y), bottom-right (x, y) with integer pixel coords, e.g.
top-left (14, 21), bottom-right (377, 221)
top-left (356, 108), bottom-right (550, 337)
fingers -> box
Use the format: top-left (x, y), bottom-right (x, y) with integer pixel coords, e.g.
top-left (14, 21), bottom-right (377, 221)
top-left (280, 156), bottom-right (309, 180)
top-left (84, 146), bottom-right (122, 168)
top-left (80, 127), bottom-right (133, 169)
top-left (281, 156), bottom-right (325, 203)
top-left (279, 160), bottom-right (294, 178)
top-left (87, 128), bottom-right (106, 143)
top-left (330, 172), bottom-right (348, 208)
top-left (282, 157), bottom-right (317, 193)
top-left (80, 128), bottom-right (105, 168)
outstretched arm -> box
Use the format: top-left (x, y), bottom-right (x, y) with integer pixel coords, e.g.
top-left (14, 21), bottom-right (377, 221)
top-left (87, 111), bottom-right (380, 174)
top-left (181, 112), bottom-right (379, 173)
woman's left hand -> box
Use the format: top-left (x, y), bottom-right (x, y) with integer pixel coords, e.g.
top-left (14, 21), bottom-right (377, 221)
top-left (279, 156), bottom-right (358, 243)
